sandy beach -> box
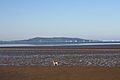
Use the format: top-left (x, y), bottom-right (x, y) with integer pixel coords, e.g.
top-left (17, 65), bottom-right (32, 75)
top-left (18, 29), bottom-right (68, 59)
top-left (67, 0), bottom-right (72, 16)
top-left (0, 45), bottom-right (120, 80)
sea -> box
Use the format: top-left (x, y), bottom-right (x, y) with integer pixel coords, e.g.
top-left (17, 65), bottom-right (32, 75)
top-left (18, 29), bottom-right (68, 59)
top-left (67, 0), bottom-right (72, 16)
top-left (0, 43), bottom-right (120, 47)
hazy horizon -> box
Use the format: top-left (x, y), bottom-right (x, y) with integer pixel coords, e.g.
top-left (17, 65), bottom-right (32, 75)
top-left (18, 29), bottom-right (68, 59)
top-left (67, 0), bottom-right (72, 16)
top-left (0, 0), bottom-right (120, 40)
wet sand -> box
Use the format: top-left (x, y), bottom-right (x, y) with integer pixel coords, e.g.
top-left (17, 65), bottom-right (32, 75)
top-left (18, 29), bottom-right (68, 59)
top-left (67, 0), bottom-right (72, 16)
top-left (0, 66), bottom-right (120, 80)
top-left (1, 45), bottom-right (120, 55)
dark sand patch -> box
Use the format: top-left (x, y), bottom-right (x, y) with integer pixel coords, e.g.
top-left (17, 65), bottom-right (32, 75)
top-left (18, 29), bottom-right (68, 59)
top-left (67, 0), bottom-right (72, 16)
top-left (0, 66), bottom-right (120, 80)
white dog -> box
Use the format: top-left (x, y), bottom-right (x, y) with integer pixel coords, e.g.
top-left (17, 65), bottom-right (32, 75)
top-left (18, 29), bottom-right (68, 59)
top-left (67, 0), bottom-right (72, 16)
top-left (52, 60), bottom-right (59, 66)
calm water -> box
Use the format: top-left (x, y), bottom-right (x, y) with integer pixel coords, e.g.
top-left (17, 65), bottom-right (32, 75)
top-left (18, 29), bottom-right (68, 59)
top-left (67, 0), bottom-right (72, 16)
top-left (0, 43), bottom-right (120, 47)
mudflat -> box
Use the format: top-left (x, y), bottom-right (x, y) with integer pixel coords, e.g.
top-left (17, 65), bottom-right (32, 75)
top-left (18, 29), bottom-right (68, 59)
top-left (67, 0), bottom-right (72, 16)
top-left (0, 66), bottom-right (120, 80)
top-left (1, 45), bottom-right (120, 55)
top-left (0, 45), bottom-right (120, 80)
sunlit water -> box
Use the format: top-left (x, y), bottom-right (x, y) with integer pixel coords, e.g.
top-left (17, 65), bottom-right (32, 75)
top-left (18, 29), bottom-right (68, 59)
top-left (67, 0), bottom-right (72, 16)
top-left (0, 43), bottom-right (120, 47)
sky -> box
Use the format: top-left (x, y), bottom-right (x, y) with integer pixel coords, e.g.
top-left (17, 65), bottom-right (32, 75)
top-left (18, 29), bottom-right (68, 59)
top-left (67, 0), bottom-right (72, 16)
top-left (0, 0), bottom-right (120, 40)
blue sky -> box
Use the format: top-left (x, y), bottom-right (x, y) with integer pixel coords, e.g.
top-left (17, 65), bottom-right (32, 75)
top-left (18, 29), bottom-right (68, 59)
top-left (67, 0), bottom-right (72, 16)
top-left (0, 0), bottom-right (120, 40)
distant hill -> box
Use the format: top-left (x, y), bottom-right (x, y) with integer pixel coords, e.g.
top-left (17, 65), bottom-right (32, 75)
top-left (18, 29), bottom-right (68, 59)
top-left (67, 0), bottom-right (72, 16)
top-left (0, 37), bottom-right (119, 44)
top-left (0, 37), bottom-right (100, 44)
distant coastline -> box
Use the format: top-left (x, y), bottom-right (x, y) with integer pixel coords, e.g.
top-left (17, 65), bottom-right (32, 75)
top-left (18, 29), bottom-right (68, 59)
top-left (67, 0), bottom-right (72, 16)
top-left (0, 37), bottom-right (120, 45)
